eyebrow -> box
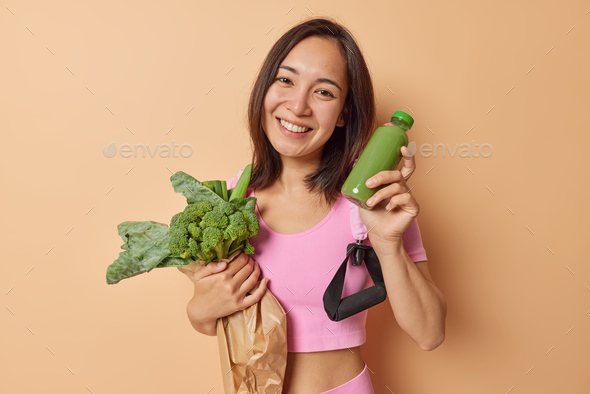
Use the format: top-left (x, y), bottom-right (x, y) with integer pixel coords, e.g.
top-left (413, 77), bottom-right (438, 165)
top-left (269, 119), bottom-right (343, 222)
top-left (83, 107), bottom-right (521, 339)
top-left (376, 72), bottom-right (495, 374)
top-left (278, 65), bottom-right (343, 92)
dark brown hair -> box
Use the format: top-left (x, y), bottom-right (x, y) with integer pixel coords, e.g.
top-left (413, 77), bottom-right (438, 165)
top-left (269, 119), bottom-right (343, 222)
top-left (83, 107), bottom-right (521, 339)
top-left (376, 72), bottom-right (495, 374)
top-left (247, 17), bottom-right (376, 208)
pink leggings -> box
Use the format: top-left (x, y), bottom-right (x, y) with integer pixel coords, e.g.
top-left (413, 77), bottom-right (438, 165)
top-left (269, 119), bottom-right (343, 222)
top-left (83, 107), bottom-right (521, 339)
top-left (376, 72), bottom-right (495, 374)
top-left (316, 362), bottom-right (374, 394)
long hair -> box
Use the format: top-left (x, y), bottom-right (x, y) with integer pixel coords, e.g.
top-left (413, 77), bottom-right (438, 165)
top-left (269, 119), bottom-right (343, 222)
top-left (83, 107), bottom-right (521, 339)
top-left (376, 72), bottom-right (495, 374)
top-left (247, 17), bottom-right (376, 208)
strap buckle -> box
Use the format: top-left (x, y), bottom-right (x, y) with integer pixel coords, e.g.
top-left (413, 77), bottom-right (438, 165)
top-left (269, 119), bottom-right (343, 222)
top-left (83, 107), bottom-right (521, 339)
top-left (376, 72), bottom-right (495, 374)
top-left (323, 239), bottom-right (387, 321)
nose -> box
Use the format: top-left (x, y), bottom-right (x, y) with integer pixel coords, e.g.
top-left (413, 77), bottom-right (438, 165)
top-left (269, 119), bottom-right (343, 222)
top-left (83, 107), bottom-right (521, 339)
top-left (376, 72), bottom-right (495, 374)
top-left (285, 88), bottom-right (312, 117)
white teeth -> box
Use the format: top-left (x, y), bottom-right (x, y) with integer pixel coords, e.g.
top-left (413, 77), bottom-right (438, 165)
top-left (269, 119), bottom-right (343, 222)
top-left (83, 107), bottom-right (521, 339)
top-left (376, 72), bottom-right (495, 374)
top-left (280, 118), bottom-right (310, 133)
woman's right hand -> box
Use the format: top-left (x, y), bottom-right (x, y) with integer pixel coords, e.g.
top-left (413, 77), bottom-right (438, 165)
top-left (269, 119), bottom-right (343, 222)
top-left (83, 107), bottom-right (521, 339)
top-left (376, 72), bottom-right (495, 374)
top-left (183, 251), bottom-right (269, 334)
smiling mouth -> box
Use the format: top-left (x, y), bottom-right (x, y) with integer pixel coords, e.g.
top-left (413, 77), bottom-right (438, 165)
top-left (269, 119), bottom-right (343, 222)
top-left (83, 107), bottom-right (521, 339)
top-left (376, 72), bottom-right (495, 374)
top-left (276, 117), bottom-right (313, 133)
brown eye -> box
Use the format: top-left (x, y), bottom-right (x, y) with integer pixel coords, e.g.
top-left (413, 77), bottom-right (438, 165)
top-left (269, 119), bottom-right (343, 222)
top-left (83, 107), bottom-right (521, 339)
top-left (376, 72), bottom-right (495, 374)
top-left (317, 90), bottom-right (334, 97)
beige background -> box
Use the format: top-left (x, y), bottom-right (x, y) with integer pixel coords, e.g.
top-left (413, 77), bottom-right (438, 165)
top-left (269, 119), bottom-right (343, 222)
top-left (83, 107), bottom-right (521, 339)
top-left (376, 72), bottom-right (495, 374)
top-left (1, 0), bottom-right (589, 393)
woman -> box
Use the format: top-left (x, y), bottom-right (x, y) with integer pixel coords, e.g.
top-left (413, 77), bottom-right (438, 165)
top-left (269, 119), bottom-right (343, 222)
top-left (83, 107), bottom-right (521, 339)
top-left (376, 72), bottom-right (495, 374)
top-left (185, 17), bottom-right (447, 393)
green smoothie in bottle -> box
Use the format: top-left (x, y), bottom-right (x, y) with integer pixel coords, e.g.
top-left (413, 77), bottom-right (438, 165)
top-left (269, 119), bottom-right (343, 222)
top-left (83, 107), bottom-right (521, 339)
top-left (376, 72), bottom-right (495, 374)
top-left (341, 111), bottom-right (414, 210)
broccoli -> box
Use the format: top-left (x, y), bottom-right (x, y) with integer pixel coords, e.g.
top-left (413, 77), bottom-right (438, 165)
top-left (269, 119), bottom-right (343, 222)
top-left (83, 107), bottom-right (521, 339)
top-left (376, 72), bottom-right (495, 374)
top-left (199, 209), bottom-right (229, 230)
top-left (184, 201), bottom-right (214, 219)
top-left (168, 199), bottom-right (259, 264)
top-left (242, 210), bottom-right (260, 235)
top-left (187, 222), bottom-right (202, 239)
top-left (168, 202), bottom-right (212, 260)
top-left (215, 200), bottom-right (238, 216)
top-left (188, 238), bottom-right (200, 259)
top-left (168, 213), bottom-right (189, 255)
top-left (227, 211), bottom-right (259, 256)
top-left (201, 227), bottom-right (225, 257)
top-left (225, 211), bottom-right (247, 240)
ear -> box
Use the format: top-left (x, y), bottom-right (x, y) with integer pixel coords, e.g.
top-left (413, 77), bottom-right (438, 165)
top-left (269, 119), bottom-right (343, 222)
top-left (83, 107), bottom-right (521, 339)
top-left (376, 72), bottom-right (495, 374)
top-left (336, 107), bottom-right (348, 128)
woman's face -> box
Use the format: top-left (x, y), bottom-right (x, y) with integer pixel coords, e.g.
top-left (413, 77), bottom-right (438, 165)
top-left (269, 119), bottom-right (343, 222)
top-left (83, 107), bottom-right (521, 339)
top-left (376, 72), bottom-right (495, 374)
top-left (261, 36), bottom-right (349, 163)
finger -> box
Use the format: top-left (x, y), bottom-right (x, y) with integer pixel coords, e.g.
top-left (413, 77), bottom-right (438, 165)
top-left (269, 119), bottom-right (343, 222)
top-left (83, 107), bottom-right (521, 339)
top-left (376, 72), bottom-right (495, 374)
top-left (241, 278), bottom-right (268, 308)
top-left (221, 251), bottom-right (250, 276)
top-left (384, 192), bottom-right (419, 213)
top-left (231, 256), bottom-right (256, 285)
top-left (404, 141), bottom-right (417, 157)
top-left (190, 260), bottom-right (228, 281)
top-left (366, 181), bottom-right (407, 208)
top-left (399, 142), bottom-right (417, 180)
top-left (238, 259), bottom-right (261, 293)
top-left (365, 169), bottom-right (403, 190)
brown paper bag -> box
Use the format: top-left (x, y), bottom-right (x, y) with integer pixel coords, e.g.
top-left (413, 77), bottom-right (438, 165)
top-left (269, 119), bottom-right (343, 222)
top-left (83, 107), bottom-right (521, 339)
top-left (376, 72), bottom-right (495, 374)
top-left (178, 250), bottom-right (288, 394)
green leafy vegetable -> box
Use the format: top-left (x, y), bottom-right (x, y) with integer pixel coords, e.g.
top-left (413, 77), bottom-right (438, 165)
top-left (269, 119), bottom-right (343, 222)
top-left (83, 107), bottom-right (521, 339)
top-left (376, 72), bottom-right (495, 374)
top-left (106, 221), bottom-right (192, 285)
top-left (170, 171), bottom-right (223, 205)
top-left (106, 165), bottom-right (259, 284)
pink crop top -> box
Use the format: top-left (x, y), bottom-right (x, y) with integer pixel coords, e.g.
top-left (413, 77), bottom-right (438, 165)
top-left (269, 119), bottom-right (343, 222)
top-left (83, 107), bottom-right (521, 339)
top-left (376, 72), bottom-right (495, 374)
top-left (226, 168), bottom-right (427, 353)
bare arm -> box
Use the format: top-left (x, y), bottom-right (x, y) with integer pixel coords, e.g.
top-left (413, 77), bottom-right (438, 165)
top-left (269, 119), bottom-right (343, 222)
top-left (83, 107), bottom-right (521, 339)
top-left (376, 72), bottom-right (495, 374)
top-left (187, 304), bottom-right (217, 336)
top-left (372, 239), bottom-right (447, 351)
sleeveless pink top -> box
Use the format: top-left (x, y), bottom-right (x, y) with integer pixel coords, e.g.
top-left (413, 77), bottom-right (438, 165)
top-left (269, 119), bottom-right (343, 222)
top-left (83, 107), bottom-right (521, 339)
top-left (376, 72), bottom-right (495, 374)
top-left (227, 169), bottom-right (427, 352)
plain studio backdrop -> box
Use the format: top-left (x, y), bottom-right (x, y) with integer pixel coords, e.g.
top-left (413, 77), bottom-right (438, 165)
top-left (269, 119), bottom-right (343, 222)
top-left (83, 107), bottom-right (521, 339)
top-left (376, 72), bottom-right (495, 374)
top-left (1, 1), bottom-right (589, 393)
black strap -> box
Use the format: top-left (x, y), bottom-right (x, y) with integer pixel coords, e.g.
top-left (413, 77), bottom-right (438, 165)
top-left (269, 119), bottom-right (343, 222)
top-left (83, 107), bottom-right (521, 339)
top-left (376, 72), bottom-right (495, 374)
top-left (323, 240), bottom-right (387, 321)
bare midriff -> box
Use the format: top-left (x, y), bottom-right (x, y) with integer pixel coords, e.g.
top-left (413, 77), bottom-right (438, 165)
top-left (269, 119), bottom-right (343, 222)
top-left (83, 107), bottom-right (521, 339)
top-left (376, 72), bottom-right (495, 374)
top-left (283, 347), bottom-right (365, 393)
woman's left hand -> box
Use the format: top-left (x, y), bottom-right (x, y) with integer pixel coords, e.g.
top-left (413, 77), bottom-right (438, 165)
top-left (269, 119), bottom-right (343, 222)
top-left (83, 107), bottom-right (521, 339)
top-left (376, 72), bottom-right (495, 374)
top-left (358, 143), bottom-right (419, 244)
